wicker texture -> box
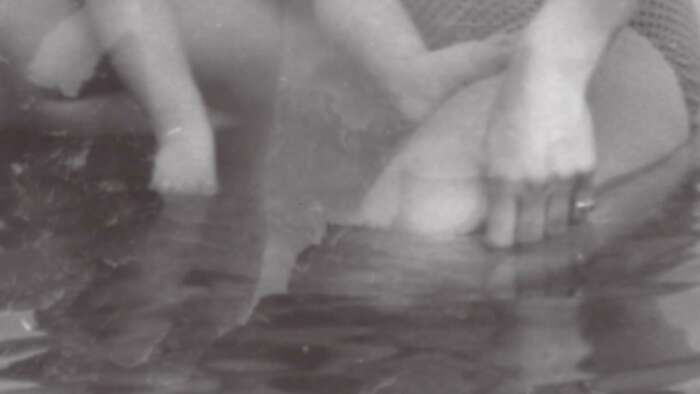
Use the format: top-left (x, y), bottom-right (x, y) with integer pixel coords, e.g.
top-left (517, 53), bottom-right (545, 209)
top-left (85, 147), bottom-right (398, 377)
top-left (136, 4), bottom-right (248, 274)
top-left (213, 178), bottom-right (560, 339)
top-left (403, 0), bottom-right (700, 115)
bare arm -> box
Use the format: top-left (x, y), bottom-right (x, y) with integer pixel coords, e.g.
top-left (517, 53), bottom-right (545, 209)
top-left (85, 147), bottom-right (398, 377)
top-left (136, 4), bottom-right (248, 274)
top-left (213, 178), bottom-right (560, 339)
top-left (86, 0), bottom-right (217, 194)
top-left (484, 0), bottom-right (640, 247)
top-left (314, 0), bottom-right (511, 121)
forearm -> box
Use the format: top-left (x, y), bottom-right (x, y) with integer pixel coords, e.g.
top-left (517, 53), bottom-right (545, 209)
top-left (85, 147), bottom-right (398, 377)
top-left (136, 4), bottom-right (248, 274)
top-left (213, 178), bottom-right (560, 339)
top-left (86, 0), bottom-right (208, 136)
top-left (520, 0), bottom-right (639, 88)
top-left (314, 0), bottom-right (509, 120)
top-left (314, 0), bottom-right (427, 79)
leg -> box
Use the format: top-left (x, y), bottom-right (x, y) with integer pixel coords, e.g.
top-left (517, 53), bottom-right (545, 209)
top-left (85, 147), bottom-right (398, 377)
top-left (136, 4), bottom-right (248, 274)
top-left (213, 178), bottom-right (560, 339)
top-left (358, 29), bottom-right (689, 239)
top-left (314, 0), bottom-right (512, 122)
top-left (87, 0), bottom-right (218, 195)
top-left (168, 0), bottom-right (283, 188)
top-left (484, 0), bottom-right (640, 247)
top-left (0, 0), bottom-right (281, 145)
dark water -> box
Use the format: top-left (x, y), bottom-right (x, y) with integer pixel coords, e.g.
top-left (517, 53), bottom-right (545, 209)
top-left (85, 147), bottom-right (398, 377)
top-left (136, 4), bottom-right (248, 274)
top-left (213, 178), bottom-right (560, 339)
top-left (0, 7), bottom-right (699, 391)
top-left (0, 119), bottom-right (700, 394)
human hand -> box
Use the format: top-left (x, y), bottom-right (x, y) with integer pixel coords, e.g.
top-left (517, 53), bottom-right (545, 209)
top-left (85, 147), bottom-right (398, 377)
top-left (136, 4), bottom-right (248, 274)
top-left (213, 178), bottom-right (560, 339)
top-left (150, 124), bottom-right (219, 196)
top-left (483, 68), bottom-right (596, 248)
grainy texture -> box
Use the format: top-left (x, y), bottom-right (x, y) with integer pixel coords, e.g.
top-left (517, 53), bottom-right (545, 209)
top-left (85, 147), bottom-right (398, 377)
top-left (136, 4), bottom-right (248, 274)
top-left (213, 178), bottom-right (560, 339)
top-left (402, 0), bottom-right (700, 115)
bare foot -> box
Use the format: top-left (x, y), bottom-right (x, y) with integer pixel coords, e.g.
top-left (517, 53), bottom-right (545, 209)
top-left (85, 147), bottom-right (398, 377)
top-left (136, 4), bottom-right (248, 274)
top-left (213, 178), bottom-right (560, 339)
top-left (150, 125), bottom-right (219, 196)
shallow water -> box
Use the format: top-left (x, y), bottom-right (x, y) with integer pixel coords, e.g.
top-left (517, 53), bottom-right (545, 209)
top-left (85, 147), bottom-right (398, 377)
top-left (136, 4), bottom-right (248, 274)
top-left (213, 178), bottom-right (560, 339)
top-left (0, 5), bottom-right (699, 392)
top-left (0, 120), bottom-right (699, 394)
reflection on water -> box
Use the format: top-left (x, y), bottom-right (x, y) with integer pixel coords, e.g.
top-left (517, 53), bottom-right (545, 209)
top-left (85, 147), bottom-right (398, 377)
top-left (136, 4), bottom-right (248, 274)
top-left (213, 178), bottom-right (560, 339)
top-left (0, 126), bottom-right (700, 393)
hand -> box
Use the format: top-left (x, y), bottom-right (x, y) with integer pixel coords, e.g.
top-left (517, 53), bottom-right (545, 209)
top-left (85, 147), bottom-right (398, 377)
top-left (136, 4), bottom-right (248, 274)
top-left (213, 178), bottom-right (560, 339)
top-left (150, 125), bottom-right (219, 196)
top-left (483, 68), bottom-right (596, 248)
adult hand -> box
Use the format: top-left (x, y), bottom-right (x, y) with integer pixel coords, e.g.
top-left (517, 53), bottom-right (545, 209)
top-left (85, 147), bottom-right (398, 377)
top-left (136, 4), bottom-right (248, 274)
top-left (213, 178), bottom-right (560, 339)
top-left (483, 66), bottom-right (596, 248)
top-left (150, 123), bottom-right (219, 196)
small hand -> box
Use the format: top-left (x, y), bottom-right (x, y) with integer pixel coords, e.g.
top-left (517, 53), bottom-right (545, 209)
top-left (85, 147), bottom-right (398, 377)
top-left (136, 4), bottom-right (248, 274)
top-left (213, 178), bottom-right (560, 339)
top-left (150, 126), bottom-right (219, 196)
top-left (483, 70), bottom-right (596, 248)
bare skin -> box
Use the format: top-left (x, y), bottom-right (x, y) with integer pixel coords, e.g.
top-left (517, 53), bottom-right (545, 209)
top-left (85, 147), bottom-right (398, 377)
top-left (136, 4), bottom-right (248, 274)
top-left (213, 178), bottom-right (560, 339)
top-left (357, 28), bottom-right (688, 239)
top-left (87, 0), bottom-right (218, 195)
top-left (484, 0), bottom-right (640, 247)
top-left (318, 0), bottom-right (652, 247)
top-left (314, 0), bottom-right (513, 123)
top-left (0, 0), bottom-right (282, 195)
top-left (0, 0), bottom-right (691, 250)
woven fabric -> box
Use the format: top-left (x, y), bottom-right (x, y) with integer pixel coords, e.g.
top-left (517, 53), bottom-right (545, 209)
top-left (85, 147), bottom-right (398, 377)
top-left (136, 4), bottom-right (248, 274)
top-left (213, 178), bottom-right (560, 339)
top-left (402, 0), bottom-right (700, 115)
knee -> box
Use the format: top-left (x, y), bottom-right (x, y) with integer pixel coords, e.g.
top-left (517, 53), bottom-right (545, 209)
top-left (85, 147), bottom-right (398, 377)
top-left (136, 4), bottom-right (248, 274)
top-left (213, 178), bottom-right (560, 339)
top-left (591, 29), bottom-right (689, 184)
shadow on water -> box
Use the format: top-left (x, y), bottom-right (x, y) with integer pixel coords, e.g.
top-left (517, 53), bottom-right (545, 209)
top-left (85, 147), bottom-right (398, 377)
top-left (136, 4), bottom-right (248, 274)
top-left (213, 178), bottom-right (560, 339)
top-left (0, 126), bottom-right (700, 394)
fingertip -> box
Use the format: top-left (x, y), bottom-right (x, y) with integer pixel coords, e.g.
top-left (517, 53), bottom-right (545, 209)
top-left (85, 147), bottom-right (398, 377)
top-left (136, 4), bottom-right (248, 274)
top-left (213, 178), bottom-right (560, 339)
top-left (516, 186), bottom-right (547, 244)
top-left (485, 190), bottom-right (517, 248)
top-left (546, 179), bottom-right (574, 236)
top-left (200, 178), bottom-right (220, 195)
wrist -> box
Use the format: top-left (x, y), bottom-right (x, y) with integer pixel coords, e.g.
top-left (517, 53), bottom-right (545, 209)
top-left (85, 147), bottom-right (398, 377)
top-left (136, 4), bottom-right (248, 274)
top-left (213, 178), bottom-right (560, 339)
top-left (507, 44), bottom-right (590, 101)
top-left (155, 116), bottom-right (214, 147)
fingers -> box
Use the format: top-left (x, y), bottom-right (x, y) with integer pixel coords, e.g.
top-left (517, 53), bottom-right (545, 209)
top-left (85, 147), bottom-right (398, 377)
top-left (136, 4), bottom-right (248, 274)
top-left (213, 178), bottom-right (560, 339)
top-left (570, 175), bottom-right (595, 224)
top-left (150, 164), bottom-right (220, 196)
top-left (485, 180), bottom-right (518, 248)
top-left (485, 180), bottom-right (549, 247)
top-left (486, 174), bottom-right (593, 248)
top-left (516, 183), bottom-right (547, 244)
top-left (546, 178), bottom-right (574, 236)
top-left (150, 177), bottom-right (219, 196)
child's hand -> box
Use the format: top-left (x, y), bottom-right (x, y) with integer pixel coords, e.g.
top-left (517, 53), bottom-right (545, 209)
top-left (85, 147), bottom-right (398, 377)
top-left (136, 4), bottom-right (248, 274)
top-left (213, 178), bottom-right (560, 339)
top-left (484, 65), bottom-right (596, 247)
top-left (150, 125), bottom-right (219, 196)
top-left (386, 33), bottom-right (514, 122)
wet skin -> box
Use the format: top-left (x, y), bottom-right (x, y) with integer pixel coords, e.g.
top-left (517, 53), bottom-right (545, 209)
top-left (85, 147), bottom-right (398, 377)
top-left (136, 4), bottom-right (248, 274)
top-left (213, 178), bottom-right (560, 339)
top-left (0, 0), bottom-right (283, 195)
top-left (0, 2), bottom-right (697, 392)
top-left (0, 0), bottom-right (690, 248)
